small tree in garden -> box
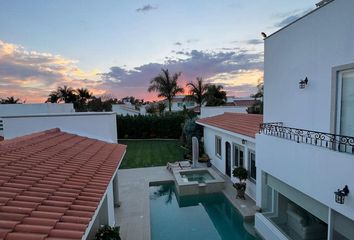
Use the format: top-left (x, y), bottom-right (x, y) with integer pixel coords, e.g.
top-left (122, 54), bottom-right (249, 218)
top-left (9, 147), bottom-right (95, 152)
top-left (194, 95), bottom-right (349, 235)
top-left (232, 167), bottom-right (248, 200)
top-left (94, 225), bottom-right (121, 240)
top-left (158, 102), bottom-right (166, 115)
top-left (182, 117), bottom-right (203, 156)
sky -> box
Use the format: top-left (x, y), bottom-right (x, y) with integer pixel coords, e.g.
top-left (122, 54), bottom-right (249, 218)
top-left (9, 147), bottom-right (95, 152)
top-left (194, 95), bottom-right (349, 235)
top-left (0, 0), bottom-right (318, 103)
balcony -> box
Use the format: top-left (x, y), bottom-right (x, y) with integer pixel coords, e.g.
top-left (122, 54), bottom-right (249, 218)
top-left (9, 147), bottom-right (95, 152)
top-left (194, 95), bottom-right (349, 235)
top-left (256, 123), bottom-right (354, 224)
top-left (260, 122), bottom-right (354, 154)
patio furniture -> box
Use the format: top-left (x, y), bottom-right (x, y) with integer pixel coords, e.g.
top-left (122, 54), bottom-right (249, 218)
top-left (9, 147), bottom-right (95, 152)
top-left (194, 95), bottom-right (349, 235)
top-left (167, 161), bottom-right (191, 172)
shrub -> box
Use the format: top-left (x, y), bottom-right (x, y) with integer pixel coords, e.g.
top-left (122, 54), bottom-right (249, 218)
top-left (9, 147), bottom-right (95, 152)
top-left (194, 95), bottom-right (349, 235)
top-left (94, 225), bottom-right (121, 240)
top-left (117, 113), bottom-right (186, 139)
top-left (232, 167), bottom-right (248, 183)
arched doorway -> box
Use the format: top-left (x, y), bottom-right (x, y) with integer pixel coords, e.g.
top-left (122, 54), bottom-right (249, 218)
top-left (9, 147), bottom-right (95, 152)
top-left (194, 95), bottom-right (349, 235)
top-left (225, 142), bottom-right (231, 177)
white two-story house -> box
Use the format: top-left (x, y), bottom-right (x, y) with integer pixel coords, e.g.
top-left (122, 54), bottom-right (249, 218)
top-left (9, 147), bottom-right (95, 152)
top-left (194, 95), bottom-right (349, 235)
top-left (255, 1), bottom-right (354, 240)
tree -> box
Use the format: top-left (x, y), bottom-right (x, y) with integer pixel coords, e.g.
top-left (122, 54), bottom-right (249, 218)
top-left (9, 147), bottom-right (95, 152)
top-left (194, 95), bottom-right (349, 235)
top-left (247, 82), bottom-right (264, 114)
top-left (148, 69), bottom-right (184, 112)
top-left (46, 91), bottom-right (60, 103)
top-left (1, 96), bottom-right (21, 104)
top-left (75, 88), bottom-right (92, 111)
top-left (46, 86), bottom-right (77, 103)
top-left (185, 77), bottom-right (209, 108)
top-left (58, 86), bottom-right (77, 103)
top-left (146, 104), bottom-right (157, 115)
top-left (157, 102), bottom-right (166, 115)
top-left (205, 84), bottom-right (227, 106)
top-left (76, 88), bottom-right (92, 103)
top-left (87, 95), bottom-right (116, 112)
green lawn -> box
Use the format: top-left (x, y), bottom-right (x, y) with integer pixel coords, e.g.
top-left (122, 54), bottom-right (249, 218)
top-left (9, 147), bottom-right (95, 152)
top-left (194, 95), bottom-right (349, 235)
top-left (119, 140), bottom-right (185, 169)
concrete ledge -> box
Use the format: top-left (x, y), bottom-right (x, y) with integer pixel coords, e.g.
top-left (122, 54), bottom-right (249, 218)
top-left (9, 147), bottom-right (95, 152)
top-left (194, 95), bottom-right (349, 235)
top-left (172, 168), bottom-right (225, 196)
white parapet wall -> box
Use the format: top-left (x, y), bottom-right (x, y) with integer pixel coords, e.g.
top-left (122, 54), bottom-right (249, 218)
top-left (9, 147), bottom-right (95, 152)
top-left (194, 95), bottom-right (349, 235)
top-left (2, 112), bottom-right (118, 143)
top-left (0, 103), bottom-right (75, 137)
top-left (0, 103), bottom-right (75, 116)
top-left (200, 106), bottom-right (247, 118)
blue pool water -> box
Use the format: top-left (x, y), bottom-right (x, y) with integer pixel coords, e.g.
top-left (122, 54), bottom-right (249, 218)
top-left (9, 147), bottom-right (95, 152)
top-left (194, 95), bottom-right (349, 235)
top-left (150, 182), bottom-right (260, 240)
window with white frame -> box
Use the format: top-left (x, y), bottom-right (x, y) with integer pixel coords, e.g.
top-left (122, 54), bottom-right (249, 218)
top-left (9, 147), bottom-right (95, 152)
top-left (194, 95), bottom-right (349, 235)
top-left (233, 144), bottom-right (244, 168)
top-left (337, 69), bottom-right (354, 137)
top-left (215, 136), bottom-right (222, 158)
top-left (248, 150), bottom-right (256, 183)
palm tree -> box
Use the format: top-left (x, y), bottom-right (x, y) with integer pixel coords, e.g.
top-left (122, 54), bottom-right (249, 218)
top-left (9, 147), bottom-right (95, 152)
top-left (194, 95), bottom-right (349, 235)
top-left (185, 77), bottom-right (209, 108)
top-left (76, 88), bottom-right (92, 104)
top-left (247, 82), bottom-right (264, 114)
top-left (46, 91), bottom-right (60, 103)
top-left (148, 69), bottom-right (184, 112)
top-left (1, 96), bottom-right (21, 104)
top-left (73, 88), bottom-right (92, 112)
top-left (205, 84), bottom-right (227, 106)
top-left (46, 86), bottom-right (77, 103)
top-left (58, 85), bottom-right (76, 103)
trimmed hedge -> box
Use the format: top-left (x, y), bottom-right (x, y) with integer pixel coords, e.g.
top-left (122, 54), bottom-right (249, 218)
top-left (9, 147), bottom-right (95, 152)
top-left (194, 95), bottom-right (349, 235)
top-left (117, 113), bottom-right (186, 139)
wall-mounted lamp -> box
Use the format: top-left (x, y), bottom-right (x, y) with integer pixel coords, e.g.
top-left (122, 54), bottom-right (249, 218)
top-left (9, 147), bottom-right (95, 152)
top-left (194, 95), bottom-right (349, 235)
top-left (299, 77), bottom-right (309, 89)
top-left (334, 185), bottom-right (349, 204)
top-left (242, 139), bottom-right (247, 144)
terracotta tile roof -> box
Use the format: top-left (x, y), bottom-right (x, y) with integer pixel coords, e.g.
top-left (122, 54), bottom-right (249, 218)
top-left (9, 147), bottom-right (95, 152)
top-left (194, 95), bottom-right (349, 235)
top-left (197, 112), bottom-right (263, 138)
top-left (0, 128), bottom-right (126, 240)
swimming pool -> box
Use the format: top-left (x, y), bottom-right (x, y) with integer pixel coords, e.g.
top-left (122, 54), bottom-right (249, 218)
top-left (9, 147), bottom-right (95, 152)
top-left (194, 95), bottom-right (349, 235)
top-left (150, 182), bottom-right (260, 240)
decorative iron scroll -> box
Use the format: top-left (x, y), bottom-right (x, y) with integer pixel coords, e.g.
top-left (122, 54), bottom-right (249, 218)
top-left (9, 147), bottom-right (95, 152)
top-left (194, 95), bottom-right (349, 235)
top-left (260, 123), bottom-right (354, 154)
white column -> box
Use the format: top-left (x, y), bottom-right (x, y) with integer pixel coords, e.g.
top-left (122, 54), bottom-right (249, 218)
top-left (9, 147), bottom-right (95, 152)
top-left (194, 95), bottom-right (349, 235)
top-left (113, 172), bottom-right (120, 207)
top-left (106, 181), bottom-right (116, 226)
top-left (327, 208), bottom-right (334, 240)
top-left (244, 145), bottom-right (249, 169)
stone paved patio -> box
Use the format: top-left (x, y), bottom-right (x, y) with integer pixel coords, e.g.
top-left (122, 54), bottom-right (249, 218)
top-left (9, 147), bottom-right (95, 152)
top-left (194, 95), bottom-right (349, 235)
top-left (115, 166), bottom-right (258, 240)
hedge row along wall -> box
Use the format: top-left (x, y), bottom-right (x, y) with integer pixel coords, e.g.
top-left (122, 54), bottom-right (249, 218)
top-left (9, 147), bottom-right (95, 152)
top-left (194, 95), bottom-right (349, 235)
top-left (117, 114), bottom-right (186, 139)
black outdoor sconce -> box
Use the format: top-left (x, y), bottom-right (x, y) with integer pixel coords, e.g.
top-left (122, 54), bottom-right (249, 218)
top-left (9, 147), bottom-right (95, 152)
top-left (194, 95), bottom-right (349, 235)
top-left (299, 77), bottom-right (309, 89)
top-left (242, 139), bottom-right (247, 144)
top-left (334, 185), bottom-right (349, 204)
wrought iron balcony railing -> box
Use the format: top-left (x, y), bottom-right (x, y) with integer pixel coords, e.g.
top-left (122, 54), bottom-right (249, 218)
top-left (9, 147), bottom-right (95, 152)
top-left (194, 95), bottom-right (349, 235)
top-left (260, 122), bottom-right (354, 154)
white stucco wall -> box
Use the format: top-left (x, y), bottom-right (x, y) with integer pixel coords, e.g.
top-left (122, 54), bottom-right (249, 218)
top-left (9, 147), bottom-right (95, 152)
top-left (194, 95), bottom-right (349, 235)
top-left (2, 112), bottom-right (118, 143)
top-left (200, 107), bottom-right (247, 118)
top-left (203, 126), bottom-right (256, 200)
top-left (0, 103), bottom-right (74, 116)
top-left (256, 134), bottom-right (354, 221)
top-left (264, 0), bottom-right (354, 132)
top-left (112, 104), bottom-right (140, 116)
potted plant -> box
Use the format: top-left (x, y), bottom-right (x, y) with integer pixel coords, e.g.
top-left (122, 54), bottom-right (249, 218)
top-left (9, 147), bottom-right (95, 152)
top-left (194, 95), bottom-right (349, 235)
top-left (232, 167), bottom-right (248, 200)
top-left (94, 225), bottom-right (121, 240)
top-left (198, 153), bottom-right (212, 167)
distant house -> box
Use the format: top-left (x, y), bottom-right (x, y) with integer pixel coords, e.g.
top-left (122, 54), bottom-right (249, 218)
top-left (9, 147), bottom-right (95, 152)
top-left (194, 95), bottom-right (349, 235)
top-left (162, 95), bottom-right (197, 112)
top-left (0, 128), bottom-right (126, 240)
top-left (112, 104), bottom-right (146, 116)
top-left (255, 0), bottom-right (354, 239)
top-left (197, 113), bottom-right (263, 200)
top-left (200, 97), bottom-right (257, 118)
